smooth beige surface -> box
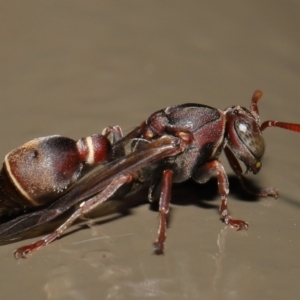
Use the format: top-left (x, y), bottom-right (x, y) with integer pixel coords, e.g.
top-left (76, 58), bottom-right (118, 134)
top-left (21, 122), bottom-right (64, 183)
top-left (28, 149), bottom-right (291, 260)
top-left (0, 1), bottom-right (300, 299)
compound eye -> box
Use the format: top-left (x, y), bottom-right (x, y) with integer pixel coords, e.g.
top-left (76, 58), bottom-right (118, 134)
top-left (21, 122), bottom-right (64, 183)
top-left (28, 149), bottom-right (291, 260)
top-left (234, 119), bottom-right (265, 159)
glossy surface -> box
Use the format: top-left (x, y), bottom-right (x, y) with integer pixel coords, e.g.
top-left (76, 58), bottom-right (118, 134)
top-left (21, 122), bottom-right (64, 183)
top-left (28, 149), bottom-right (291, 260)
top-left (0, 1), bottom-right (300, 299)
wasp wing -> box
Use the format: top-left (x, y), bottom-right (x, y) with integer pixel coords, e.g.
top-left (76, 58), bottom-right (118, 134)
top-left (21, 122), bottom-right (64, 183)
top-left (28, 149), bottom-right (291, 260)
top-left (0, 136), bottom-right (182, 242)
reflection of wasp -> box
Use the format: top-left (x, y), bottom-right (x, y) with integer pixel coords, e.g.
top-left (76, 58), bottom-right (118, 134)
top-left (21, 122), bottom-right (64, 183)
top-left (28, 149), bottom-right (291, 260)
top-left (0, 90), bottom-right (299, 259)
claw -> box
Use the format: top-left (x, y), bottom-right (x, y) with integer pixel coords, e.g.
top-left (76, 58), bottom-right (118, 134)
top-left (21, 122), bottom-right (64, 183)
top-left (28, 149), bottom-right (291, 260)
top-left (228, 219), bottom-right (249, 230)
top-left (153, 241), bottom-right (164, 255)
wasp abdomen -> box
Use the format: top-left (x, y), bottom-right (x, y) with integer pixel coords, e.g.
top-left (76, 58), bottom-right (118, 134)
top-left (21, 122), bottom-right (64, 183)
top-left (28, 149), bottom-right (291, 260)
top-left (0, 134), bottom-right (112, 218)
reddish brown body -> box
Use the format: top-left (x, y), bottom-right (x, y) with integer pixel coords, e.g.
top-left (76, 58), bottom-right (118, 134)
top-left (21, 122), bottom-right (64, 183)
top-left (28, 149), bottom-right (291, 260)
top-left (141, 104), bottom-right (226, 183)
top-left (0, 134), bottom-right (112, 219)
top-left (0, 90), bottom-right (299, 259)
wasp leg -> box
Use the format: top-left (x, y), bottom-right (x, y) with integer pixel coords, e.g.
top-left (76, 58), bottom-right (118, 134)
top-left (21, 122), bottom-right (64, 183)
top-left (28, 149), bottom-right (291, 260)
top-left (14, 173), bottom-right (132, 259)
top-left (224, 146), bottom-right (278, 198)
top-left (193, 160), bottom-right (248, 230)
top-left (151, 169), bottom-right (173, 255)
top-left (102, 125), bottom-right (123, 142)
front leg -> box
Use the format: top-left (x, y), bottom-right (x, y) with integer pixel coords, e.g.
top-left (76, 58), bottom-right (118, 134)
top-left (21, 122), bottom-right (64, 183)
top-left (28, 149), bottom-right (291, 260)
top-left (224, 146), bottom-right (278, 198)
top-left (193, 160), bottom-right (248, 230)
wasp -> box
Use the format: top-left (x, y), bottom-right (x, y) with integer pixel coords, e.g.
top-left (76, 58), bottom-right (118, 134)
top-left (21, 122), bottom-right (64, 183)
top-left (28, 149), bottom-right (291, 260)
top-left (0, 91), bottom-right (299, 258)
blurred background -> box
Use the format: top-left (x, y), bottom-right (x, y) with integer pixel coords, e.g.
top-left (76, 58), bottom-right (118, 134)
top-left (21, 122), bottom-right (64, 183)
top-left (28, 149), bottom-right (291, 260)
top-left (0, 1), bottom-right (300, 299)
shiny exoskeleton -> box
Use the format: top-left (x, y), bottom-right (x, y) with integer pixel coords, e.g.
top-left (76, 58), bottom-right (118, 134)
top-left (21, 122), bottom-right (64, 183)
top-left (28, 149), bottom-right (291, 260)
top-left (0, 134), bottom-right (112, 219)
top-left (0, 90), bottom-right (299, 258)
